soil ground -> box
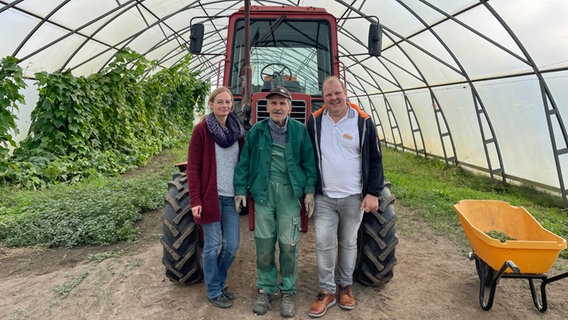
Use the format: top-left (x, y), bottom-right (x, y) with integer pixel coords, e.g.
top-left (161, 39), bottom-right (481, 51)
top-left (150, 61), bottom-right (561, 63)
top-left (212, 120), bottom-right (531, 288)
top-left (1, 202), bottom-right (567, 320)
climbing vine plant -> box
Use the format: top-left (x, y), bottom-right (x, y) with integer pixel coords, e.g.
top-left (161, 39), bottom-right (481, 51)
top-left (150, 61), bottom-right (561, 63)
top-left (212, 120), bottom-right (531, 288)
top-left (1, 49), bottom-right (209, 188)
top-left (0, 56), bottom-right (25, 162)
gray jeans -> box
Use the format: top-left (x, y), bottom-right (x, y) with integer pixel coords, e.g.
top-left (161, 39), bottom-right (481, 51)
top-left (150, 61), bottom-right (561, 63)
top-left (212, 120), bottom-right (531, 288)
top-left (314, 194), bottom-right (363, 294)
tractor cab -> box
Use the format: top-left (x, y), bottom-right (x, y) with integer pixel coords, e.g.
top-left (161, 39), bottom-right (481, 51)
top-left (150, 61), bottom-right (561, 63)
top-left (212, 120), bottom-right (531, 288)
top-left (224, 6), bottom-right (339, 126)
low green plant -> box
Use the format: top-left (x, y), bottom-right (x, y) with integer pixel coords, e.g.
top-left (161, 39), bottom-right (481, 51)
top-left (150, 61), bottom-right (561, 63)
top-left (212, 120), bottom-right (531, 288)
top-left (0, 148), bottom-right (179, 247)
top-left (54, 271), bottom-right (88, 297)
top-left (87, 250), bottom-right (125, 262)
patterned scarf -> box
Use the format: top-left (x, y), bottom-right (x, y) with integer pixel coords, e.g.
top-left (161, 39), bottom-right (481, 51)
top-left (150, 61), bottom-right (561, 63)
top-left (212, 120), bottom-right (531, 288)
top-left (205, 112), bottom-right (245, 148)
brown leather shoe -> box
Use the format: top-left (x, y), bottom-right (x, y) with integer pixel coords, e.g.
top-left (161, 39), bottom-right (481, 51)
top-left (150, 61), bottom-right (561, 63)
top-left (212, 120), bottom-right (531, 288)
top-left (338, 285), bottom-right (355, 310)
top-left (308, 291), bottom-right (336, 318)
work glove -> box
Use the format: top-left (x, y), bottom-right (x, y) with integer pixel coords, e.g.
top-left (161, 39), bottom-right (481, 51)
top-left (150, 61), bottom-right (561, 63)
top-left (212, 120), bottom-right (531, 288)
top-left (235, 195), bottom-right (247, 212)
top-left (304, 193), bottom-right (315, 218)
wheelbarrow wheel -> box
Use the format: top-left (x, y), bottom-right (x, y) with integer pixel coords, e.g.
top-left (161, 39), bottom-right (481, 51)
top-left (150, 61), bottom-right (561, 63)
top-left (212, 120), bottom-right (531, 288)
top-left (354, 182), bottom-right (398, 287)
top-left (161, 172), bottom-right (204, 284)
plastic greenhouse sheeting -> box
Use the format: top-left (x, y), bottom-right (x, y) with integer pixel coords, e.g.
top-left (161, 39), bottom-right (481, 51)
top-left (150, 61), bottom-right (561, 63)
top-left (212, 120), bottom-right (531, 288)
top-left (2, 0), bottom-right (568, 205)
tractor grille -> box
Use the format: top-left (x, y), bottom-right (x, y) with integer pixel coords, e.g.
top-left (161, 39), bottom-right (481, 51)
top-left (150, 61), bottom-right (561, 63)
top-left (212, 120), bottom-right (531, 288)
top-left (255, 99), bottom-right (308, 124)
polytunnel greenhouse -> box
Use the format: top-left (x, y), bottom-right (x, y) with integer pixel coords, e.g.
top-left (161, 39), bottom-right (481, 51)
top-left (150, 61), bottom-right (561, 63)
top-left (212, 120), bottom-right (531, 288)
top-left (1, 1), bottom-right (568, 319)
top-left (2, 0), bottom-right (568, 206)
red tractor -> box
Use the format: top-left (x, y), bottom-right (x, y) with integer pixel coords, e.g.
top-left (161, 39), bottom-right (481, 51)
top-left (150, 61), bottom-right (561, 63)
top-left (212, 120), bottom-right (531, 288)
top-left (161, 5), bottom-right (397, 287)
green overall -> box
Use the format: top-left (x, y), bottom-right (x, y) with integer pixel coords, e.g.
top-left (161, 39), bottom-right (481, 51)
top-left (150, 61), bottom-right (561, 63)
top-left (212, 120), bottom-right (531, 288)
top-left (254, 142), bottom-right (301, 295)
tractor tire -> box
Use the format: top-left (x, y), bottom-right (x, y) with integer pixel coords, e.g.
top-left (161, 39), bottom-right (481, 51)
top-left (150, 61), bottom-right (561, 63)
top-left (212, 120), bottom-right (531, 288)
top-left (354, 182), bottom-right (398, 287)
top-left (161, 172), bottom-right (203, 284)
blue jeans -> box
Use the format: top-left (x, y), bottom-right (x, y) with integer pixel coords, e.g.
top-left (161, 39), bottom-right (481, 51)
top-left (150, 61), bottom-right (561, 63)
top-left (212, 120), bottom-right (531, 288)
top-left (314, 194), bottom-right (363, 294)
top-left (201, 195), bottom-right (240, 299)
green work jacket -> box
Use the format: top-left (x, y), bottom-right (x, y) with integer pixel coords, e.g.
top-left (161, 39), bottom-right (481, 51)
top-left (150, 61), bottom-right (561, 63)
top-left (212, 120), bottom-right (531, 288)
top-left (234, 118), bottom-right (317, 205)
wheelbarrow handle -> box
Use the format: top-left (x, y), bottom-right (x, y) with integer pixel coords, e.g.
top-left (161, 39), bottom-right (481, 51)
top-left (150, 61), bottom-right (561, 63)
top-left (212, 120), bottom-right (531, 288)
top-left (504, 260), bottom-right (520, 274)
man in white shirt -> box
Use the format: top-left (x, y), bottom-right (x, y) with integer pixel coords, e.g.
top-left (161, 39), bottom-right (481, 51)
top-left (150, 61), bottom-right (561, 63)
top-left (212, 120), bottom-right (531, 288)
top-left (306, 76), bottom-right (384, 318)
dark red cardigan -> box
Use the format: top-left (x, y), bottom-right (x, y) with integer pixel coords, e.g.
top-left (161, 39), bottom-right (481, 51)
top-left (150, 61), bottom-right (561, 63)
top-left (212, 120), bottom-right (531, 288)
top-left (187, 120), bottom-right (245, 224)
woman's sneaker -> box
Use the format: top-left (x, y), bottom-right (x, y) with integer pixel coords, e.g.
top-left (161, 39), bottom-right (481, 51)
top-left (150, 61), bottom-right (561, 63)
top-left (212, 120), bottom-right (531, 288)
top-left (222, 287), bottom-right (236, 300)
top-left (208, 293), bottom-right (233, 308)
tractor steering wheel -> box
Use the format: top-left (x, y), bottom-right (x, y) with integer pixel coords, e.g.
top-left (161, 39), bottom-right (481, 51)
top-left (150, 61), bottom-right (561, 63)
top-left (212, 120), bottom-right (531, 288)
top-left (261, 63), bottom-right (292, 82)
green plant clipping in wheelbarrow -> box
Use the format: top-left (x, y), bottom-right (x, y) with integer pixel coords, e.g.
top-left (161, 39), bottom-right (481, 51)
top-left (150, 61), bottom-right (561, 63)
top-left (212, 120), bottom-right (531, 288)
top-left (485, 230), bottom-right (516, 243)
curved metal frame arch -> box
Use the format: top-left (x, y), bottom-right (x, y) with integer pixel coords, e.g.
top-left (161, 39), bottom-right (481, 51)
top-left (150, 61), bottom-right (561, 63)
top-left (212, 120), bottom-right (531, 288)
top-left (12, 0), bottom-right (139, 65)
top-left (482, 1), bottom-right (568, 207)
top-left (340, 26), bottom-right (429, 158)
top-left (12, 0), bottom-right (73, 57)
top-left (93, 1), bottom-right (226, 74)
top-left (416, 0), bottom-right (563, 193)
top-left (414, 1), bottom-right (509, 181)
top-left (337, 45), bottom-right (403, 149)
top-left (0, 0), bottom-right (24, 14)
top-left (391, 1), bottom-right (462, 165)
top-left (336, 1), bottom-right (426, 156)
top-left (123, 0), bottom-right (247, 75)
top-left (338, 1), bottom-right (465, 164)
top-left (61, 0), bottom-right (151, 71)
top-left (381, 1), bottom-right (505, 180)
top-left (65, 1), bottom-right (206, 73)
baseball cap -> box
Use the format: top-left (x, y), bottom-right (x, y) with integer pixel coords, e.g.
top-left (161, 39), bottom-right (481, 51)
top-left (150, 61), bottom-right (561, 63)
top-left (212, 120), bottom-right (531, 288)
top-left (266, 86), bottom-right (291, 100)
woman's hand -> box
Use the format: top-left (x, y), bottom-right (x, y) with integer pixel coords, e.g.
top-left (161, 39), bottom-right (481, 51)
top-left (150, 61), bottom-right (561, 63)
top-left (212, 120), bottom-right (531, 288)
top-left (191, 205), bottom-right (202, 219)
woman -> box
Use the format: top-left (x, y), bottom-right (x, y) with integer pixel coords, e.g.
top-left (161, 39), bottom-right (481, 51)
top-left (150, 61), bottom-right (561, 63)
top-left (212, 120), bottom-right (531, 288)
top-left (187, 86), bottom-right (245, 308)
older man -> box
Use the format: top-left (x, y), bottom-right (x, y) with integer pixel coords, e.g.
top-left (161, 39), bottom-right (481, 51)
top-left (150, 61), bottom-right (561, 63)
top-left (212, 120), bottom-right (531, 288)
top-left (234, 86), bottom-right (317, 318)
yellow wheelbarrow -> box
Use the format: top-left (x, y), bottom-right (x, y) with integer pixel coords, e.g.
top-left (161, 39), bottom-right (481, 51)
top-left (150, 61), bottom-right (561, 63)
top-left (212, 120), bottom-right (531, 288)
top-left (453, 200), bottom-right (567, 312)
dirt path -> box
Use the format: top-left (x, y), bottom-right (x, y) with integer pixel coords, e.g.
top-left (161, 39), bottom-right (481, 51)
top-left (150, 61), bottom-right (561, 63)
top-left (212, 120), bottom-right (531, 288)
top-left (1, 202), bottom-right (567, 320)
